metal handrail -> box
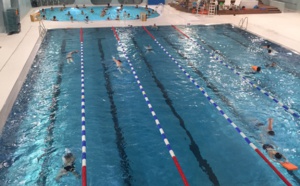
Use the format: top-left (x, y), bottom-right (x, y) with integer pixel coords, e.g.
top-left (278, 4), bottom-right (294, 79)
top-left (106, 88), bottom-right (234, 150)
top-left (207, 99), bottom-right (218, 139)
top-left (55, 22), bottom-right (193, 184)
top-left (39, 20), bottom-right (47, 38)
top-left (239, 17), bottom-right (248, 30)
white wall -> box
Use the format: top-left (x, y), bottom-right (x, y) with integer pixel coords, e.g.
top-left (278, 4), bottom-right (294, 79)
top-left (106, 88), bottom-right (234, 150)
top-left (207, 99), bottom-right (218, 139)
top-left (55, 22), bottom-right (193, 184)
top-left (0, 0), bottom-right (5, 32)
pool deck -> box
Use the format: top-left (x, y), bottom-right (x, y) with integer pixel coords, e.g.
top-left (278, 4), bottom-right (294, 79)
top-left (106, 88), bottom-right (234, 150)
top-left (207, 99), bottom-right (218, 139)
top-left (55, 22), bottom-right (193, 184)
top-left (0, 5), bottom-right (300, 131)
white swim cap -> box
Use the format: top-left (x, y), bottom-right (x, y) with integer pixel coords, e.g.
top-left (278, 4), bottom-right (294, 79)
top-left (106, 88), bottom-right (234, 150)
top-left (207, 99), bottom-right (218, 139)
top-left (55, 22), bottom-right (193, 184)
top-left (65, 148), bottom-right (71, 154)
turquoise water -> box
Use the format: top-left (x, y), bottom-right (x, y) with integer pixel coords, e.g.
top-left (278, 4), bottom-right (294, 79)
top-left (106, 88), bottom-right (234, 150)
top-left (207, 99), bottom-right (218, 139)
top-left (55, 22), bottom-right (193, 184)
top-left (41, 6), bottom-right (159, 21)
top-left (1, 25), bottom-right (300, 185)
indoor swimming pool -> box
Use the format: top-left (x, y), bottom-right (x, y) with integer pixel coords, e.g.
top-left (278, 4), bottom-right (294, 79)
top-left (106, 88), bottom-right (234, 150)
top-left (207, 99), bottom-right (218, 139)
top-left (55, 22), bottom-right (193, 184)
top-left (1, 24), bottom-right (300, 186)
top-left (40, 5), bottom-right (159, 21)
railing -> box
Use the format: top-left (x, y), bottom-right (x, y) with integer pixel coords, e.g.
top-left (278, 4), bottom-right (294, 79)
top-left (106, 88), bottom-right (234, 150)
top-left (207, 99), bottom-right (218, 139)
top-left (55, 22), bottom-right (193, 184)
top-left (155, 3), bottom-right (164, 14)
top-left (238, 17), bottom-right (248, 30)
top-left (38, 20), bottom-right (47, 38)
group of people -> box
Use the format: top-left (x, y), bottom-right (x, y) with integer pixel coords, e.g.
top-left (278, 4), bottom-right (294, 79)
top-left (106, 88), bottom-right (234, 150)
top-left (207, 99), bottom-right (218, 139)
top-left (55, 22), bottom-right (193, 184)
top-left (251, 44), bottom-right (278, 73)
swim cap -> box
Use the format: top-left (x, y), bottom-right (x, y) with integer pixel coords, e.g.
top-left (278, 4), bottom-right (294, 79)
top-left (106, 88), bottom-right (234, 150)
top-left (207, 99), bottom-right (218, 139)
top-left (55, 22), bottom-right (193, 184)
top-left (257, 67), bottom-right (261, 72)
top-left (65, 148), bottom-right (71, 154)
top-left (275, 153), bottom-right (282, 159)
top-left (268, 130), bottom-right (275, 136)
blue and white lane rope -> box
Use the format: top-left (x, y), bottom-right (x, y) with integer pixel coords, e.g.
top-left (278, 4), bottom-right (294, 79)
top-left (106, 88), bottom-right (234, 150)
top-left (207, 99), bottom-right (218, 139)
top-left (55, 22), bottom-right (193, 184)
top-left (142, 26), bottom-right (292, 186)
top-left (80, 28), bottom-right (87, 186)
top-left (111, 27), bottom-right (189, 186)
top-left (171, 25), bottom-right (300, 119)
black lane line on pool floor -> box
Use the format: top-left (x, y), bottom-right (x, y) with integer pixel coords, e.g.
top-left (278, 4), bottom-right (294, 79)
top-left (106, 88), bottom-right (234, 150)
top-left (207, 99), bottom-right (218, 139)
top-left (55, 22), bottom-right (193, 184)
top-left (37, 39), bottom-right (66, 185)
top-left (131, 36), bottom-right (220, 186)
top-left (98, 39), bottom-right (132, 185)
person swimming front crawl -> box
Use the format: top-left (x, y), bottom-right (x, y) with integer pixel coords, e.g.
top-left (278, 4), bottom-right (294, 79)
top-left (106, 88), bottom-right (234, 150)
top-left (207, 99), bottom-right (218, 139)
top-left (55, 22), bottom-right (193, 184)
top-left (262, 144), bottom-right (287, 163)
top-left (66, 50), bottom-right (78, 63)
top-left (55, 149), bottom-right (80, 181)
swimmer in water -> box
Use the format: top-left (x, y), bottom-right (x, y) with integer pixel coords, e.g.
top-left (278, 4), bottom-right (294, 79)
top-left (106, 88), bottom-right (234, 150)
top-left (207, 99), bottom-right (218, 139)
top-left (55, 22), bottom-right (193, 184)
top-left (251, 65), bottom-right (261, 73)
top-left (112, 57), bottom-right (130, 74)
top-left (145, 45), bottom-right (154, 54)
top-left (262, 144), bottom-right (287, 163)
top-left (265, 62), bottom-right (276, 68)
top-left (66, 50), bottom-right (78, 63)
top-left (112, 57), bottom-right (123, 73)
top-left (55, 149), bottom-right (80, 181)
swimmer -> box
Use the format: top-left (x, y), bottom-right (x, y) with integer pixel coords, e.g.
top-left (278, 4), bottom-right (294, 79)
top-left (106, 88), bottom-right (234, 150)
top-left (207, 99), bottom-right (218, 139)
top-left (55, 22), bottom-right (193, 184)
top-left (42, 15), bottom-right (46, 20)
top-left (52, 16), bottom-right (58, 21)
top-left (75, 4), bottom-right (79, 8)
top-left (152, 23), bottom-right (158, 30)
top-left (67, 11), bottom-right (71, 16)
top-left (145, 4), bottom-right (148, 10)
top-left (263, 44), bottom-right (271, 49)
top-left (50, 7), bottom-right (54, 11)
top-left (136, 15), bottom-right (140, 19)
top-left (55, 149), bottom-right (80, 181)
top-left (70, 16), bottom-right (74, 22)
top-left (66, 50), bottom-right (78, 63)
top-left (145, 45), bottom-right (154, 54)
top-left (135, 4), bottom-right (138, 8)
top-left (267, 118), bottom-right (275, 136)
top-left (107, 3), bottom-right (111, 8)
top-left (83, 4), bottom-right (86, 8)
top-left (112, 57), bottom-right (122, 67)
top-left (107, 17), bottom-right (110, 20)
top-left (81, 10), bottom-right (84, 15)
top-left (268, 49), bottom-right (277, 56)
top-left (264, 45), bottom-right (278, 55)
top-left (116, 15), bottom-right (120, 20)
top-left (262, 144), bottom-right (287, 163)
top-left (265, 62), bottom-right (276, 68)
top-left (90, 8), bottom-right (94, 13)
top-left (112, 57), bottom-right (123, 74)
top-left (85, 16), bottom-right (89, 22)
top-left (251, 65), bottom-right (261, 73)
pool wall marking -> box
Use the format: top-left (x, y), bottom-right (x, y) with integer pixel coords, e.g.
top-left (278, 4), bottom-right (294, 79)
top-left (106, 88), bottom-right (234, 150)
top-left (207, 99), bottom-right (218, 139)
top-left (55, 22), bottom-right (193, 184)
top-left (142, 26), bottom-right (292, 186)
top-left (111, 26), bottom-right (189, 186)
top-left (171, 25), bottom-right (300, 119)
top-left (80, 28), bottom-right (87, 186)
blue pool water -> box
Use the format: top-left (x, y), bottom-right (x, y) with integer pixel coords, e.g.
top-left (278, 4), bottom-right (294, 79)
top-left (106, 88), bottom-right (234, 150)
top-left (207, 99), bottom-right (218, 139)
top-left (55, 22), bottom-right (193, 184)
top-left (1, 25), bottom-right (300, 185)
top-left (41, 6), bottom-right (159, 21)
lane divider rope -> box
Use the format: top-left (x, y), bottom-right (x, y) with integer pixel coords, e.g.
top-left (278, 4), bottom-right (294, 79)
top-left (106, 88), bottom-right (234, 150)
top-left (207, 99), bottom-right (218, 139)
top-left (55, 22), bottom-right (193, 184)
top-left (142, 26), bottom-right (292, 186)
top-left (111, 26), bottom-right (189, 186)
top-left (171, 25), bottom-right (300, 119)
top-left (80, 28), bottom-right (87, 186)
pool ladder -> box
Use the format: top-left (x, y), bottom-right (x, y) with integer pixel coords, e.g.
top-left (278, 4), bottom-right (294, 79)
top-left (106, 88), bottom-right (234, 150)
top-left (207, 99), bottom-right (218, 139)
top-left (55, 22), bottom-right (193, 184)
top-left (238, 17), bottom-right (248, 30)
top-left (39, 20), bottom-right (47, 38)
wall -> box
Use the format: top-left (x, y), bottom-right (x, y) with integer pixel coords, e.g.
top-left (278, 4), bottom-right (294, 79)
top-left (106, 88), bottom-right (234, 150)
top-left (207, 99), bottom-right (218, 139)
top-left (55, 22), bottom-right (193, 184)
top-left (0, 0), bottom-right (32, 33)
top-left (262, 0), bottom-right (300, 11)
top-left (0, 0), bottom-right (5, 32)
top-left (17, 0), bottom-right (32, 18)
